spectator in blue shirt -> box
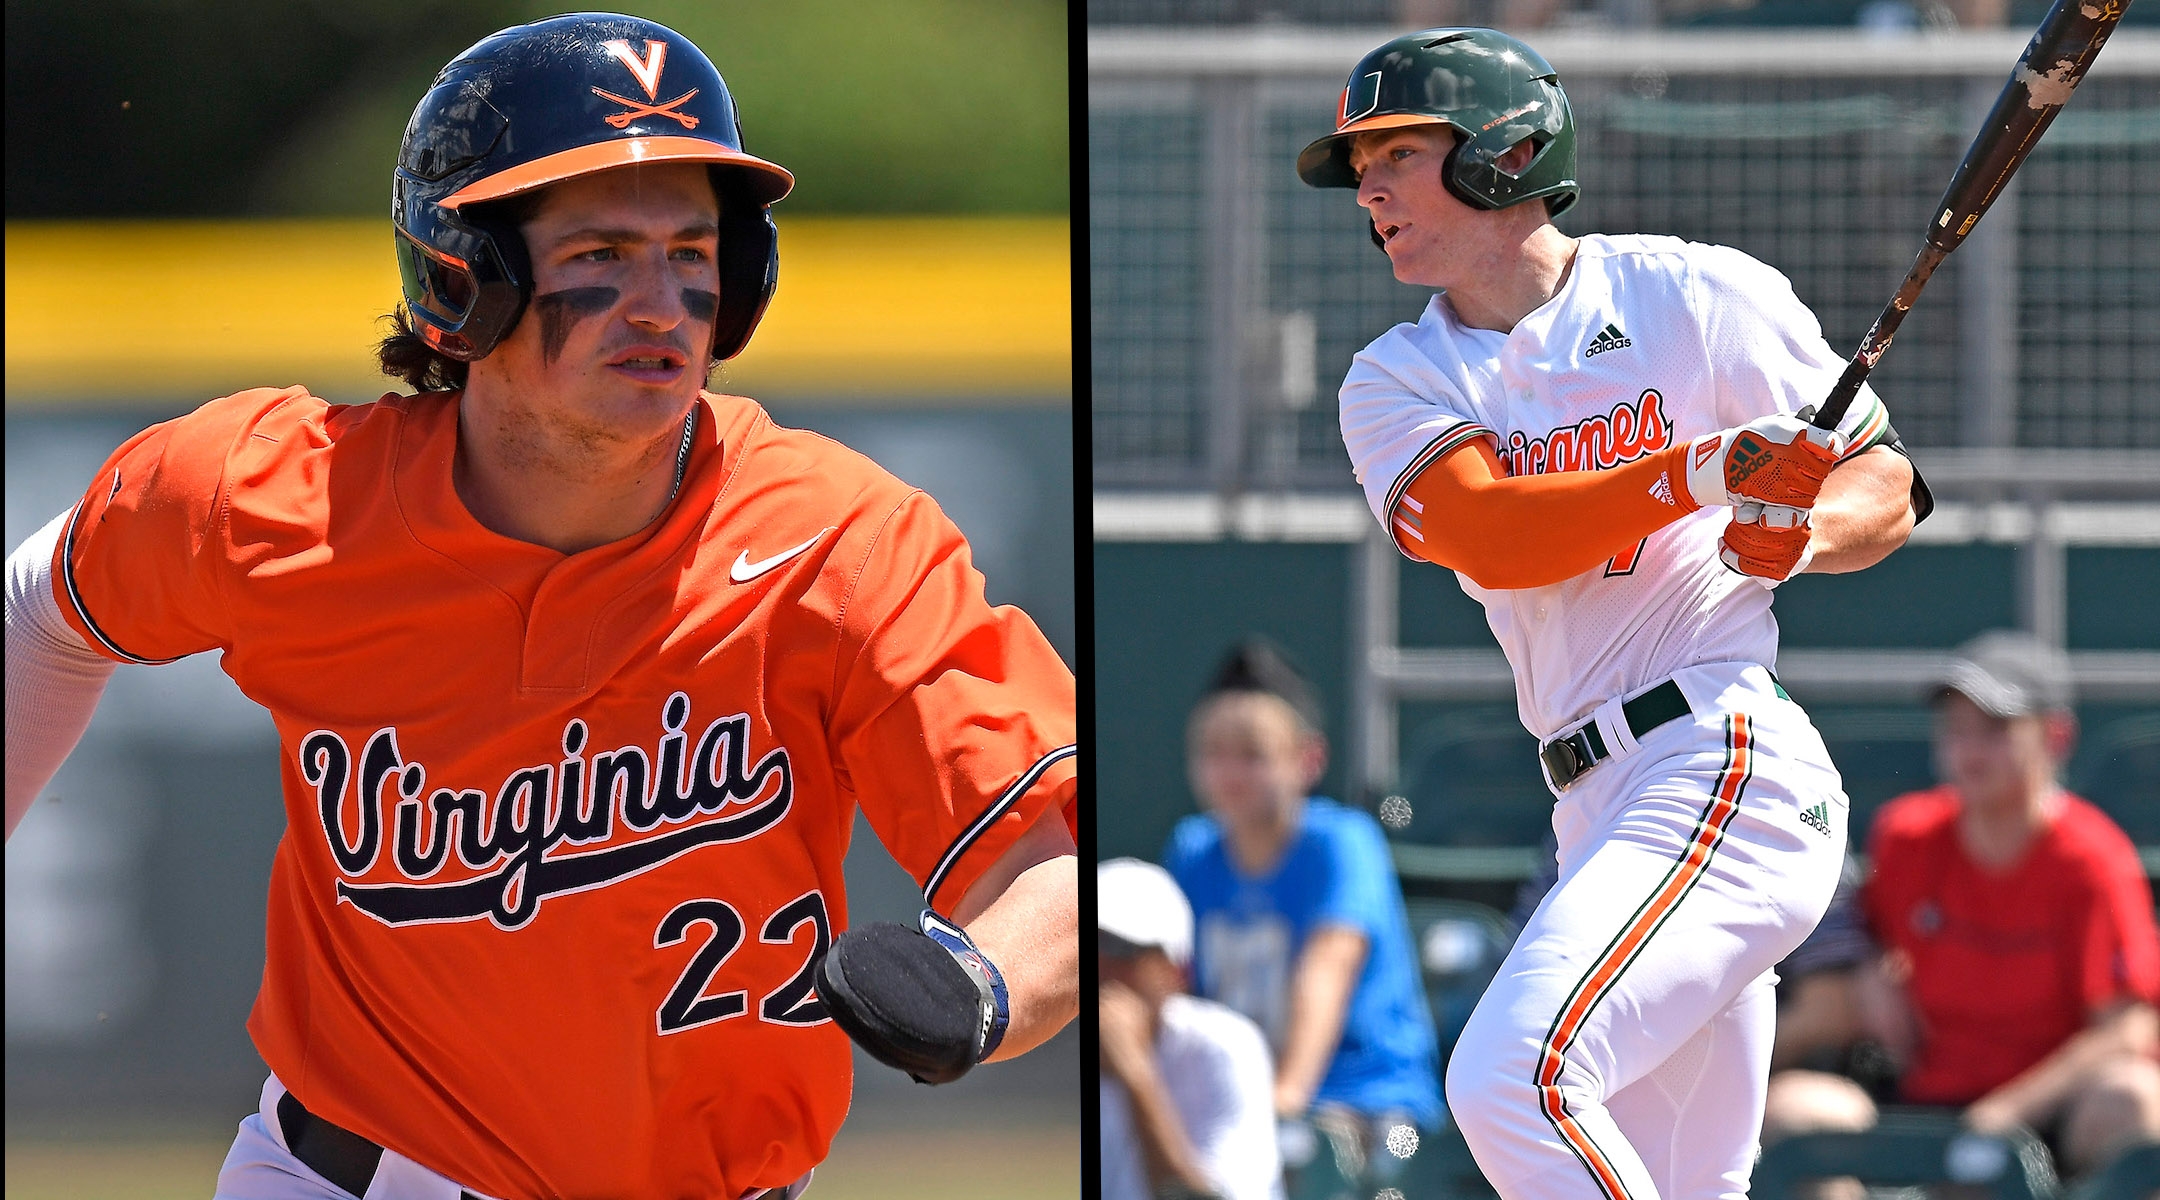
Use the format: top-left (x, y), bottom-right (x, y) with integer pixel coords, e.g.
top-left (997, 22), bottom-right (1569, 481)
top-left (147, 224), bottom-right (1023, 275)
top-left (1163, 639), bottom-right (1443, 1180)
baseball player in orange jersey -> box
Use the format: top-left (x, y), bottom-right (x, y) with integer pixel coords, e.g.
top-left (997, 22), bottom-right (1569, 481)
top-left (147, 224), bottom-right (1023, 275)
top-left (1298, 30), bottom-right (1934, 1199)
top-left (2, 14), bottom-right (1077, 1200)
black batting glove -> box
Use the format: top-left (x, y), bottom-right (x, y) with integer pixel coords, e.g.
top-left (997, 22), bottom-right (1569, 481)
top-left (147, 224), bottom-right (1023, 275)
top-left (814, 909), bottom-right (1010, 1085)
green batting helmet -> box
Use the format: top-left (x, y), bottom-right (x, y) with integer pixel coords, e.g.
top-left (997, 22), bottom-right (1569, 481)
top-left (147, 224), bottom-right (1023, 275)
top-left (1296, 28), bottom-right (1578, 217)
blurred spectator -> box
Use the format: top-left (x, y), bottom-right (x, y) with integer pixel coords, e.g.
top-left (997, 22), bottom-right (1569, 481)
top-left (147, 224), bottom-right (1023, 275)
top-left (1393, 0), bottom-right (1878, 29)
top-left (1754, 859), bottom-right (1889, 1200)
top-left (1099, 858), bottom-right (1282, 1200)
top-left (1765, 856), bottom-right (1879, 1075)
top-left (1671, 0), bottom-right (2008, 27)
top-left (1393, 0), bottom-right (1668, 29)
top-left (1764, 631), bottom-right (2160, 1179)
top-left (1392, 1), bottom-right (1603, 30)
top-left (1937, 0), bottom-right (2010, 25)
top-left (1163, 640), bottom-right (1442, 1183)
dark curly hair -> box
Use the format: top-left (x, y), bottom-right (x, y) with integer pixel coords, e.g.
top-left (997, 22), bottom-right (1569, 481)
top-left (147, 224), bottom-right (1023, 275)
top-left (376, 303), bottom-right (470, 392)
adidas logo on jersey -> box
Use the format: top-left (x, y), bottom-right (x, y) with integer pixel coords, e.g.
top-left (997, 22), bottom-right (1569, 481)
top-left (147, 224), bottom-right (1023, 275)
top-left (1799, 800), bottom-right (1834, 838)
top-left (1584, 323), bottom-right (1632, 357)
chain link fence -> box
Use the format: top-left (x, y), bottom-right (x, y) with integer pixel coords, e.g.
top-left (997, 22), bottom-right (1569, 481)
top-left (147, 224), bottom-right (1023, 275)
top-left (1090, 29), bottom-right (2160, 491)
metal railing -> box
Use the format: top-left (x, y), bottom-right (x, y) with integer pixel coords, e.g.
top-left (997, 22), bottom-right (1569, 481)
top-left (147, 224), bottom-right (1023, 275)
top-left (1096, 484), bottom-right (2160, 799)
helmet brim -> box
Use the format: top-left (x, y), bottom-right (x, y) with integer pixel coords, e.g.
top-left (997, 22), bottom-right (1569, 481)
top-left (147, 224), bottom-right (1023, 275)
top-left (443, 136), bottom-right (795, 209)
top-left (1296, 114), bottom-right (1457, 189)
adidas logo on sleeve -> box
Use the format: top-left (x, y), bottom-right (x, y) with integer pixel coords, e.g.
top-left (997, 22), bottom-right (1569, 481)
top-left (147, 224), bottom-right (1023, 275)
top-left (1799, 800), bottom-right (1834, 837)
top-left (1584, 323), bottom-right (1632, 357)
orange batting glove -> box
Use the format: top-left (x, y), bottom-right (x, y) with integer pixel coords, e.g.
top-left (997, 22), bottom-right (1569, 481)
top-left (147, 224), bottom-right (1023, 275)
top-left (1721, 503), bottom-right (1815, 584)
top-left (1681, 413), bottom-right (1847, 513)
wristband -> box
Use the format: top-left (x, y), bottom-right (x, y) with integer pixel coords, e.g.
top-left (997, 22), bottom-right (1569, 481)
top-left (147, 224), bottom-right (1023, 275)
top-left (918, 909), bottom-right (1010, 1061)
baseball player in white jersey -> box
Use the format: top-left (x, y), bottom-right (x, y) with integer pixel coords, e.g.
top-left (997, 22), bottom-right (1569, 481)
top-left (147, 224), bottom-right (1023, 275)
top-left (1297, 29), bottom-right (1933, 1199)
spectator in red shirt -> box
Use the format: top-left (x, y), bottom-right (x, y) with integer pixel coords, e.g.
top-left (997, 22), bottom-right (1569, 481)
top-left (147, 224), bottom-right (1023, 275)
top-left (1763, 630), bottom-right (2160, 1177)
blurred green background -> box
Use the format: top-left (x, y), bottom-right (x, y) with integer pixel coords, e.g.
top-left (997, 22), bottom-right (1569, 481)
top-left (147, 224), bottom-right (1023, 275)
top-left (5, 0), bottom-right (1069, 218)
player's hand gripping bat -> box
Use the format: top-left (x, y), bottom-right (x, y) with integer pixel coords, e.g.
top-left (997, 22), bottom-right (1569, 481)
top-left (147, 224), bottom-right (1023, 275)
top-left (1809, 0), bottom-right (2134, 431)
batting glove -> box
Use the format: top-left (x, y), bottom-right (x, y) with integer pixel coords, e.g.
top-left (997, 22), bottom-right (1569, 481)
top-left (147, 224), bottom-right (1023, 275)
top-left (1681, 412), bottom-right (1847, 513)
top-left (1721, 502), bottom-right (1816, 584)
top-left (815, 909), bottom-right (1010, 1085)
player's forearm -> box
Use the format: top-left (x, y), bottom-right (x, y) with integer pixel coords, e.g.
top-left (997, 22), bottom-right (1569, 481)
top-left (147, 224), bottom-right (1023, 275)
top-left (1802, 447), bottom-right (1915, 575)
top-left (1854, 953), bottom-right (1919, 1068)
top-left (954, 815), bottom-right (1078, 1061)
top-left (1973, 1002), bottom-right (2156, 1129)
top-left (1272, 926), bottom-right (1368, 1116)
top-left (1399, 440), bottom-right (1699, 590)
top-left (1116, 1054), bottom-right (1225, 1198)
top-left (6, 513), bottom-right (119, 841)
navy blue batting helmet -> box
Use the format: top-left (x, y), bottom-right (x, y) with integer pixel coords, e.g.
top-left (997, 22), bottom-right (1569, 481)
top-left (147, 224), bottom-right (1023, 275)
top-left (392, 13), bottom-right (793, 363)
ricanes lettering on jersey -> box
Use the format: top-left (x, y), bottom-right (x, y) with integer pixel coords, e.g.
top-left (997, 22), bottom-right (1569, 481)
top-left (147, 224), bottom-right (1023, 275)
top-left (1339, 234), bottom-right (1895, 739)
top-left (53, 387), bottom-right (1078, 1199)
top-left (1496, 388), bottom-right (1671, 478)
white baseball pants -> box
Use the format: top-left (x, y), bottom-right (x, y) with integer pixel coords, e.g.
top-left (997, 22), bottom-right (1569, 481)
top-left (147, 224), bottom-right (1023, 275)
top-left (1447, 663), bottom-right (1848, 1200)
top-left (212, 1073), bottom-right (814, 1200)
top-left (212, 1075), bottom-right (503, 1200)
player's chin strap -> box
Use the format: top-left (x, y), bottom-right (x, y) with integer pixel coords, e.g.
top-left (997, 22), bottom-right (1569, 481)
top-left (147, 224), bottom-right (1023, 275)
top-left (918, 909), bottom-right (1010, 1062)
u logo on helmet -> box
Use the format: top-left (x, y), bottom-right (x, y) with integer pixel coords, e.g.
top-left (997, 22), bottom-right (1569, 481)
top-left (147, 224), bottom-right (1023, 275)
top-left (1339, 70), bottom-right (1383, 128)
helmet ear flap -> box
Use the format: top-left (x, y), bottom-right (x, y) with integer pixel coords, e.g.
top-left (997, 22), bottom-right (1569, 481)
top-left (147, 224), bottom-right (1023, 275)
top-left (1442, 129), bottom-right (1565, 214)
top-left (392, 187), bottom-right (532, 362)
top-left (711, 172), bottom-right (779, 362)
top-left (1440, 132), bottom-right (1504, 212)
top-left (457, 205), bottom-right (533, 360)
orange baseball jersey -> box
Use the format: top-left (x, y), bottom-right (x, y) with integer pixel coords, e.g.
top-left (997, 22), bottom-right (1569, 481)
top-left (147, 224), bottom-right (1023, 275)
top-left (53, 386), bottom-right (1078, 1199)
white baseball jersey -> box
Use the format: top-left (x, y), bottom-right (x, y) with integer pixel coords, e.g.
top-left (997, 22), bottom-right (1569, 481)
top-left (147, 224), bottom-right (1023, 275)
top-left (1340, 234), bottom-right (1892, 741)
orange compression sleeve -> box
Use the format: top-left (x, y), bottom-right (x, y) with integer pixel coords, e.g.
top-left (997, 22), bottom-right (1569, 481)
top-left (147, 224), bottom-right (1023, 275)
top-left (1394, 438), bottom-right (1701, 590)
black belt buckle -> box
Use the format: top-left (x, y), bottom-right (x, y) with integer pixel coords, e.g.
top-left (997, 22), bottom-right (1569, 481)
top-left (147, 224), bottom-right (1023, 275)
top-left (1539, 731), bottom-right (1592, 789)
top-left (1542, 678), bottom-right (1693, 791)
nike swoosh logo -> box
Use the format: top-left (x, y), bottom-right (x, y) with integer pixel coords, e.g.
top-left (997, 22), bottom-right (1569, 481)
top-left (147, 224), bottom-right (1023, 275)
top-left (729, 528), bottom-right (833, 584)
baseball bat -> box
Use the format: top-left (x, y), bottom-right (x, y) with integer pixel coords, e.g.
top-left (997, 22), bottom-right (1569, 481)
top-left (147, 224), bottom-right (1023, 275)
top-left (1810, 0), bottom-right (2133, 431)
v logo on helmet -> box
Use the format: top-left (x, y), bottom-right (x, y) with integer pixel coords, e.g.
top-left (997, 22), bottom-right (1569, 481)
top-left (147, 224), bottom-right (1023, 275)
top-left (601, 38), bottom-right (668, 100)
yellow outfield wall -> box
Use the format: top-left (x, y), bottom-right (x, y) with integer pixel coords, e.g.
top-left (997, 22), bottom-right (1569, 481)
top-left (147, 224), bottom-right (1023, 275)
top-left (4, 217), bottom-right (1071, 405)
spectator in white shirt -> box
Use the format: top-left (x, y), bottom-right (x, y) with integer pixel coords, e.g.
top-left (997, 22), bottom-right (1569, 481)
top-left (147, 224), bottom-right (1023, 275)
top-left (1100, 858), bottom-right (1285, 1200)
